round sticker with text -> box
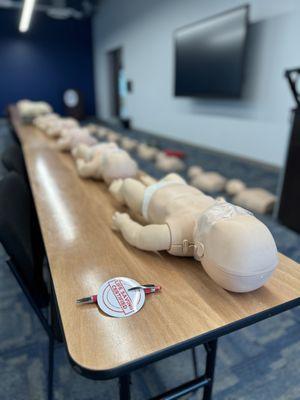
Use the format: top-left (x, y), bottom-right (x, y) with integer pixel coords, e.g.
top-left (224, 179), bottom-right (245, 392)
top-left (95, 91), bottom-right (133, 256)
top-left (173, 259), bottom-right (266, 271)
top-left (98, 277), bottom-right (145, 318)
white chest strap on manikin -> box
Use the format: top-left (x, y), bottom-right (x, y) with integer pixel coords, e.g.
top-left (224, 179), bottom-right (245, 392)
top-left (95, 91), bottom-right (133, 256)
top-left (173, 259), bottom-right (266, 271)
top-left (142, 180), bottom-right (186, 220)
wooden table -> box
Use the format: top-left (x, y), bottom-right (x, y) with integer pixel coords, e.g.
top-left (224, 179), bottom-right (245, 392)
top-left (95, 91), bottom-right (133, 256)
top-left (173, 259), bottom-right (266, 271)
top-left (9, 106), bottom-right (300, 399)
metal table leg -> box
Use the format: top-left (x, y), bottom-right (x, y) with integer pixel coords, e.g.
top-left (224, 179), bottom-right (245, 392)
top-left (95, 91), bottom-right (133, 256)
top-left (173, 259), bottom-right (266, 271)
top-left (119, 374), bottom-right (131, 400)
top-left (48, 335), bottom-right (54, 400)
top-left (203, 339), bottom-right (218, 400)
top-left (191, 347), bottom-right (199, 378)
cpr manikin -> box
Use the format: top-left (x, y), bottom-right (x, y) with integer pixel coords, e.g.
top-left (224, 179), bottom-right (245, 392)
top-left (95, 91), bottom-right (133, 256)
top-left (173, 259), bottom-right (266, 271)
top-left (155, 152), bottom-right (185, 172)
top-left (111, 174), bottom-right (278, 293)
top-left (121, 137), bottom-right (138, 151)
top-left (56, 128), bottom-right (97, 152)
top-left (137, 143), bottom-right (159, 160)
top-left (73, 143), bottom-right (138, 184)
top-left (225, 179), bottom-right (276, 214)
top-left (17, 99), bottom-right (53, 119)
top-left (188, 166), bottom-right (227, 193)
top-left (72, 142), bottom-right (118, 161)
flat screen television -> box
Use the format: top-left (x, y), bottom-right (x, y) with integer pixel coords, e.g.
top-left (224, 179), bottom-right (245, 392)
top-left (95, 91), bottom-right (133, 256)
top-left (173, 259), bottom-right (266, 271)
top-left (174, 5), bottom-right (249, 98)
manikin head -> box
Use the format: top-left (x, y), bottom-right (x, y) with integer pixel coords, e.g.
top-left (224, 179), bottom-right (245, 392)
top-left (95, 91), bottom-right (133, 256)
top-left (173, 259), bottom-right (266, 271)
top-left (101, 149), bottom-right (138, 184)
top-left (193, 200), bottom-right (278, 292)
top-left (57, 128), bottom-right (97, 151)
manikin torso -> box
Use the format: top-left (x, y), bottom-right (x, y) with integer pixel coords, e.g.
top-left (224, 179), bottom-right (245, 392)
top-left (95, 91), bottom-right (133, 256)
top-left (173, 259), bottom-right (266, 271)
top-left (90, 149), bottom-right (132, 179)
top-left (145, 182), bottom-right (215, 256)
top-left (75, 145), bottom-right (138, 183)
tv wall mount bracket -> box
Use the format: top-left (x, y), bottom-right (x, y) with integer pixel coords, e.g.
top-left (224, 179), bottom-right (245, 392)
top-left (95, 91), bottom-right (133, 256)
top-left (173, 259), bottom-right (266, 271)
top-left (285, 68), bottom-right (300, 108)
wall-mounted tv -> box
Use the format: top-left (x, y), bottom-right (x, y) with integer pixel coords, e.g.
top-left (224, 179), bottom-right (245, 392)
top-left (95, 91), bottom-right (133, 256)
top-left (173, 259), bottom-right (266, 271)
top-left (174, 5), bottom-right (249, 98)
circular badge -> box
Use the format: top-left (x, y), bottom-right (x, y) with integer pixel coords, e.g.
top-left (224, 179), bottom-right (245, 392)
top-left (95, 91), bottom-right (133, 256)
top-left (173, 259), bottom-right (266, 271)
top-left (98, 277), bottom-right (145, 318)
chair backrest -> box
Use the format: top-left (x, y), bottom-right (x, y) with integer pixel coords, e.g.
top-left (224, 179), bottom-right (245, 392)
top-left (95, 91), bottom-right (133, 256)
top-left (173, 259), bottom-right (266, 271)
top-left (0, 172), bottom-right (48, 307)
top-left (2, 143), bottom-right (26, 178)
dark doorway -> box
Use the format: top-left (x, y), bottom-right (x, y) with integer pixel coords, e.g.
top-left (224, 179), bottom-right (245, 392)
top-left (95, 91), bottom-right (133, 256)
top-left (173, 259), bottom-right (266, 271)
top-left (107, 47), bottom-right (131, 128)
top-left (107, 47), bottom-right (123, 119)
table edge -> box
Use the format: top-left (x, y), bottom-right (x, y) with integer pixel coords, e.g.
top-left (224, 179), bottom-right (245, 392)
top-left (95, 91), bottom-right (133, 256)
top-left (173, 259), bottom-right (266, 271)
top-left (64, 295), bottom-right (300, 380)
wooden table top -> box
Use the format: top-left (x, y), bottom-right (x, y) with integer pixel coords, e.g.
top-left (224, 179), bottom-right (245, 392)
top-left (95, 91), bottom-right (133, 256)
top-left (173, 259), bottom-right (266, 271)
top-left (9, 107), bottom-right (300, 378)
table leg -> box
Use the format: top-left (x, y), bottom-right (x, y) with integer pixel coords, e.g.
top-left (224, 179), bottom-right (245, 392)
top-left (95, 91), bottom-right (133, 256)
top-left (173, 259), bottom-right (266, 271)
top-left (48, 335), bottom-right (54, 400)
top-left (203, 339), bottom-right (218, 400)
top-left (119, 374), bottom-right (131, 400)
top-left (191, 347), bottom-right (199, 378)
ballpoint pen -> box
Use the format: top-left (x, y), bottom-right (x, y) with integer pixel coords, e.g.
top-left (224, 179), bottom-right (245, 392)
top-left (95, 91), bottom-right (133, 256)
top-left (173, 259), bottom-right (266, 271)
top-left (76, 284), bottom-right (161, 304)
top-left (128, 284), bottom-right (161, 294)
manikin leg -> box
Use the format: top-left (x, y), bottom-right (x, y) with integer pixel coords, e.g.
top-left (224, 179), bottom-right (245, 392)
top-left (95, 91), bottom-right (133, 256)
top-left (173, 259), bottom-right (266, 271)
top-left (71, 144), bottom-right (92, 161)
top-left (76, 157), bottom-right (103, 179)
top-left (160, 173), bottom-right (186, 184)
top-left (110, 178), bottom-right (146, 213)
top-left (56, 138), bottom-right (71, 151)
top-left (110, 174), bottom-right (185, 211)
top-left (122, 178), bottom-right (146, 214)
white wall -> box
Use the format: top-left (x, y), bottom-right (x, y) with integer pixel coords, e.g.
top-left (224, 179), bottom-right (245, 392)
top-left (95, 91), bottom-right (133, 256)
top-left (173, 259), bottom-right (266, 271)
top-left (92, 0), bottom-right (300, 166)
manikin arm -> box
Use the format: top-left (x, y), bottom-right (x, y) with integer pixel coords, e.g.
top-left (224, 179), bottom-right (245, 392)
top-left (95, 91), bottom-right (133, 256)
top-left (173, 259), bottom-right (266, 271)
top-left (112, 212), bottom-right (170, 251)
top-left (76, 156), bottom-right (103, 179)
top-left (72, 144), bottom-right (93, 161)
top-left (56, 136), bottom-right (71, 151)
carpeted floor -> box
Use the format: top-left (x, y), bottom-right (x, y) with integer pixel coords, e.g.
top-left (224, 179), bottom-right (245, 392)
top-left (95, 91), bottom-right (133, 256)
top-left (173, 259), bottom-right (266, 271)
top-left (0, 118), bottom-right (300, 400)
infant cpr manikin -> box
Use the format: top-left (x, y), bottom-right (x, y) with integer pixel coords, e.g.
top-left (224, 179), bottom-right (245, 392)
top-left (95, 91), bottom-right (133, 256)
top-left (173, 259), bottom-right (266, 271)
top-left (188, 166), bottom-right (227, 193)
top-left (73, 143), bottom-right (138, 184)
top-left (72, 142), bottom-right (118, 161)
top-left (111, 173), bottom-right (278, 293)
top-left (121, 137), bottom-right (138, 151)
top-left (155, 152), bottom-right (185, 172)
top-left (17, 100), bottom-right (53, 119)
top-left (56, 127), bottom-right (97, 152)
top-left (225, 179), bottom-right (276, 214)
top-left (33, 114), bottom-right (79, 137)
top-left (137, 143), bottom-right (159, 160)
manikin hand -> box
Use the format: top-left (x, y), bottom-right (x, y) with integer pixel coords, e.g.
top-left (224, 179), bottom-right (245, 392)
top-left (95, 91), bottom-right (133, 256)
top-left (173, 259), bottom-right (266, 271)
top-left (76, 156), bottom-right (103, 179)
top-left (76, 159), bottom-right (86, 177)
top-left (112, 212), bottom-right (131, 231)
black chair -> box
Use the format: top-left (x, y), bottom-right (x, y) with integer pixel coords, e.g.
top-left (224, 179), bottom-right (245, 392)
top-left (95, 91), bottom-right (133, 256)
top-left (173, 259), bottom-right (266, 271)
top-left (1, 144), bottom-right (46, 270)
top-left (2, 143), bottom-right (27, 178)
top-left (0, 172), bottom-right (55, 400)
top-left (4, 107), bottom-right (21, 145)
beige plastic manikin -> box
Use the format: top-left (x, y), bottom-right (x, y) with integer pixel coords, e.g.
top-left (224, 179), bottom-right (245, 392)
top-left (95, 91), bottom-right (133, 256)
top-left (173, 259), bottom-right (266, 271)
top-left (72, 142), bottom-right (118, 162)
top-left (187, 166), bottom-right (227, 193)
top-left (155, 152), bottom-right (185, 172)
top-left (73, 143), bottom-right (138, 184)
top-left (225, 179), bottom-right (276, 214)
top-left (110, 173), bottom-right (278, 293)
top-left (44, 118), bottom-right (78, 138)
top-left (56, 128), bottom-right (97, 152)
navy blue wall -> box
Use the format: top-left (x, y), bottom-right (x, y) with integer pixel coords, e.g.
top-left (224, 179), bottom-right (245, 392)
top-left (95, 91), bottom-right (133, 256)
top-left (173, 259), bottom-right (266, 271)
top-left (0, 9), bottom-right (95, 116)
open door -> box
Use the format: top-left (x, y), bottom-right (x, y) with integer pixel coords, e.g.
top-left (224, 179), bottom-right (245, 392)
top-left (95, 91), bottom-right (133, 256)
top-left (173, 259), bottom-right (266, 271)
top-left (107, 47), bottom-right (130, 127)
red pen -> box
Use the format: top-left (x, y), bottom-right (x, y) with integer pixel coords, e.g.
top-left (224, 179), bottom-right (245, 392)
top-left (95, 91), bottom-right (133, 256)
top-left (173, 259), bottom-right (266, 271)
top-left (76, 284), bottom-right (161, 304)
top-left (76, 294), bottom-right (98, 304)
